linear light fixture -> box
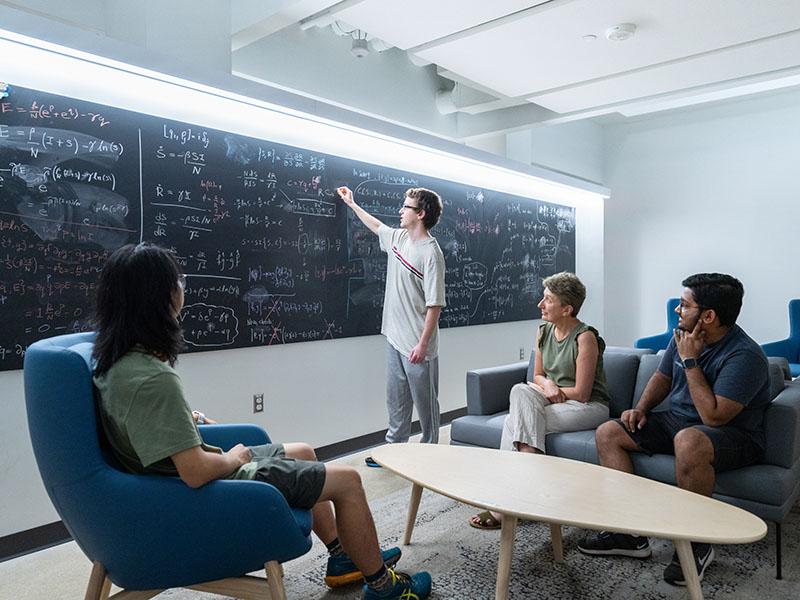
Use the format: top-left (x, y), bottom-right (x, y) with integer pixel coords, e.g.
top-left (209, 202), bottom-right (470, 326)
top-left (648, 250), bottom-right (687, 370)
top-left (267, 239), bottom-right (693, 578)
top-left (0, 27), bottom-right (607, 208)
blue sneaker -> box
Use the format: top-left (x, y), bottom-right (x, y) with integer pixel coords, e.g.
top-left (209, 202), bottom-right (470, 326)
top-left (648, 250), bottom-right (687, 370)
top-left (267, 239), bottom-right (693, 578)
top-left (363, 569), bottom-right (432, 600)
top-left (325, 546), bottom-right (402, 588)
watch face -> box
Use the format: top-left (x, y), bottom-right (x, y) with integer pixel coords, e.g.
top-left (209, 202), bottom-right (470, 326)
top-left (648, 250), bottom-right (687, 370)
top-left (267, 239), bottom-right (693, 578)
top-left (683, 358), bottom-right (699, 369)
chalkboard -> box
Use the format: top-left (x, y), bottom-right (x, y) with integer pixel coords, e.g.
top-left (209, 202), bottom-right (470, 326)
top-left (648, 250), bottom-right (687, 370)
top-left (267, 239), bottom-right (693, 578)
top-left (0, 84), bottom-right (575, 371)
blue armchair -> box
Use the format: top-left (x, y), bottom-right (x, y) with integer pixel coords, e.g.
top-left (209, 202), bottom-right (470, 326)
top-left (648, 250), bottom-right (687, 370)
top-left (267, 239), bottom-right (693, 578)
top-left (634, 297), bottom-right (680, 352)
top-left (24, 332), bottom-right (312, 599)
top-left (761, 299), bottom-right (800, 378)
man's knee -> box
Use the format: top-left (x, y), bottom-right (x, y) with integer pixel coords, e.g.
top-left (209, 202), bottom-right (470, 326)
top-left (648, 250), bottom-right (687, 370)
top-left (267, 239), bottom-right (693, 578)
top-left (595, 420), bottom-right (624, 450)
top-left (325, 464), bottom-right (363, 495)
top-left (674, 427), bottom-right (714, 467)
top-left (285, 442), bottom-right (317, 461)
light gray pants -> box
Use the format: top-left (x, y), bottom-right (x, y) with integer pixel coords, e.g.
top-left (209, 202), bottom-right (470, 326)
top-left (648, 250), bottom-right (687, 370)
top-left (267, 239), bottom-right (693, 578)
top-left (500, 383), bottom-right (609, 453)
top-left (385, 343), bottom-right (440, 444)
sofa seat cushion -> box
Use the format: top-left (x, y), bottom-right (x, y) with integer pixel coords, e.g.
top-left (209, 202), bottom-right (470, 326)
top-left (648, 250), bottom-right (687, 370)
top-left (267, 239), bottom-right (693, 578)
top-left (630, 453), bottom-right (799, 507)
top-left (545, 430), bottom-right (599, 464)
top-left (450, 413), bottom-right (506, 448)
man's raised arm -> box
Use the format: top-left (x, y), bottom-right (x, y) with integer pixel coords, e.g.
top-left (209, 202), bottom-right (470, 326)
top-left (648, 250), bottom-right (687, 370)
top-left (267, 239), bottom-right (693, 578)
top-left (337, 186), bottom-right (382, 234)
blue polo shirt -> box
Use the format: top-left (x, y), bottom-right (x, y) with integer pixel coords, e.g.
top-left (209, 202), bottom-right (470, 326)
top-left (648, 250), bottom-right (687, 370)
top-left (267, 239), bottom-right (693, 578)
top-left (658, 325), bottom-right (770, 438)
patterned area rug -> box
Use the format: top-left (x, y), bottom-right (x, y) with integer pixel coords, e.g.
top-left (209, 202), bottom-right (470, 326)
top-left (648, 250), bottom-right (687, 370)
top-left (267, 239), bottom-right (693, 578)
top-left (163, 488), bottom-right (799, 599)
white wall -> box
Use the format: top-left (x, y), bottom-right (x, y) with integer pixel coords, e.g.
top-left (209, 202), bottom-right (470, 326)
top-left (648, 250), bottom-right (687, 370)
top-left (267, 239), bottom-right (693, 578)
top-left (603, 90), bottom-right (800, 346)
top-left (506, 124), bottom-right (606, 334)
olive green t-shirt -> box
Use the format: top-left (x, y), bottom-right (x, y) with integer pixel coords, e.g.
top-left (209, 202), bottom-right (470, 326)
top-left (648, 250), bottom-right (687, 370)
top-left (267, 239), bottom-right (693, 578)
top-left (93, 349), bottom-right (258, 479)
top-left (538, 321), bottom-right (610, 405)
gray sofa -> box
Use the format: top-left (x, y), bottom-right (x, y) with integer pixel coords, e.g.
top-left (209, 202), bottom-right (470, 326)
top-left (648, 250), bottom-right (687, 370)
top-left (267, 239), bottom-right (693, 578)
top-left (449, 346), bottom-right (800, 579)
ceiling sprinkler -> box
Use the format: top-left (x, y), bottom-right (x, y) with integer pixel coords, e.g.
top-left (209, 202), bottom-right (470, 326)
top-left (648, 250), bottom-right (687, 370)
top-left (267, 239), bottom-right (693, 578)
top-left (351, 36), bottom-right (369, 58)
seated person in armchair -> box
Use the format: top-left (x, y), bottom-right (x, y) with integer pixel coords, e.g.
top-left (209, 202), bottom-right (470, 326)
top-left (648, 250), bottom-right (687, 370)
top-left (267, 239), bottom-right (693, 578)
top-left (92, 242), bottom-right (432, 600)
top-left (579, 273), bottom-right (770, 587)
top-left (470, 271), bottom-right (610, 529)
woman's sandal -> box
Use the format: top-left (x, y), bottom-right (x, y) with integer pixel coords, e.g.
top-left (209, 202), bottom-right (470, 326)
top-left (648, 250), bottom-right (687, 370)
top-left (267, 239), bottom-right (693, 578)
top-left (469, 510), bottom-right (502, 530)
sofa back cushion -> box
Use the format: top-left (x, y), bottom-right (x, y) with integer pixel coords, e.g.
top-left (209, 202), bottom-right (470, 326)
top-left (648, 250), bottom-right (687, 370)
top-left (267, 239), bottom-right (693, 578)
top-left (764, 380), bottom-right (800, 468)
top-left (526, 350), bottom-right (535, 383)
top-left (768, 362), bottom-right (786, 400)
top-left (631, 354), bottom-right (671, 412)
top-left (603, 352), bottom-right (641, 418)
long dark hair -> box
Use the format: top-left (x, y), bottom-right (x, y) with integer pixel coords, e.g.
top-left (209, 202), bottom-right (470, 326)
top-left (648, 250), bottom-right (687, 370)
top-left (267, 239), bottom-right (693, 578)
top-left (93, 243), bottom-right (184, 375)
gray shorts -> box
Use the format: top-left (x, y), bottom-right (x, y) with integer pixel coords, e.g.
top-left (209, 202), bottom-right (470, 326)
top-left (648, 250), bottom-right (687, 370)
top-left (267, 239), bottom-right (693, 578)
top-left (249, 444), bottom-right (327, 509)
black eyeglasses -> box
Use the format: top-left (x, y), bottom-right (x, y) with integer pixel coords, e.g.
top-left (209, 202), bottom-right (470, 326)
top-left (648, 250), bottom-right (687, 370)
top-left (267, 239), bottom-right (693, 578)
top-left (678, 303), bottom-right (706, 313)
top-left (401, 203), bottom-right (422, 212)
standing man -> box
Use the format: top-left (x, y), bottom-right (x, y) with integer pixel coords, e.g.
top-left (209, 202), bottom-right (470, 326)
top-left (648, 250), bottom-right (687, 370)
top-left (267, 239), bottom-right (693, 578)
top-left (337, 186), bottom-right (446, 466)
top-left (578, 273), bottom-right (771, 586)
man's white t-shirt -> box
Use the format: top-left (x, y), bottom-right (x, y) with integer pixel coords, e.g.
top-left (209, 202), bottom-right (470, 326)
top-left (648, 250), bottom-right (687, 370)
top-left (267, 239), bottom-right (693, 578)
top-left (377, 225), bottom-right (446, 360)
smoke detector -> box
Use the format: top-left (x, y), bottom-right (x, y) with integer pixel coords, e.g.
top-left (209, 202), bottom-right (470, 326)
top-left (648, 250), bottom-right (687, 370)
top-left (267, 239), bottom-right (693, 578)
top-left (605, 23), bottom-right (636, 41)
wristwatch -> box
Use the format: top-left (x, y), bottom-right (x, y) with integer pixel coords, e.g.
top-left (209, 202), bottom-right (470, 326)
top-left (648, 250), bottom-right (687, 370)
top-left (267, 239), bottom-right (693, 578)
top-left (683, 357), bottom-right (700, 369)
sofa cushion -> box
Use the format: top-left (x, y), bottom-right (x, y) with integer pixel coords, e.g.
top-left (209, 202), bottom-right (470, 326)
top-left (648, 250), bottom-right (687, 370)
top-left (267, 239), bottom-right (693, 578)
top-left (603, 352), bottom-right (641, 418)
top-left (545, 430), bottom-right (599, 464)
top-left (632, 354), bottom-right (671, 412)
top-left (768, 362), bottom-right (786, 400)
top-left (605, 346), bottom-right (654, 357)
top-left (449, 413), bottom-right (506, 448)
top-left (630, 452), bottom-right (800, 507)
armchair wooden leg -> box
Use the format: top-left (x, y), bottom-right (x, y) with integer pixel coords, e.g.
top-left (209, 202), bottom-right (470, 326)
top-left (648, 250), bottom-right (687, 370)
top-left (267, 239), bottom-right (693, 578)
top-left (85, 561), bottom-right (109, 600)
top-left (99, 576), bottom-right (112, 600)
top-left (265, 561), bottom-right (287, 600)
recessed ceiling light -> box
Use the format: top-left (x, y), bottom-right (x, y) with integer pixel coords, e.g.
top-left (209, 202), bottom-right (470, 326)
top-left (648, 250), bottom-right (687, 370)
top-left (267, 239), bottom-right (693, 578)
top-left (605, 23), bottom-right (637, 42)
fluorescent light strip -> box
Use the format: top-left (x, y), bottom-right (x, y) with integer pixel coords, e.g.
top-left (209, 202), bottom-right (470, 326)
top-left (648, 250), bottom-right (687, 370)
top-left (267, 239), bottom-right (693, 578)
top-left (0, 28), bottom-right (606, 208)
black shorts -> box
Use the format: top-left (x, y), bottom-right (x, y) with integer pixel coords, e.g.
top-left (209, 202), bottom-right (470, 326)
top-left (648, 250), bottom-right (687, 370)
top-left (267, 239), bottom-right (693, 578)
top-left (249, 444), bottom-right (327, 509)
top-left (615, 411), bottom-right (763, 472)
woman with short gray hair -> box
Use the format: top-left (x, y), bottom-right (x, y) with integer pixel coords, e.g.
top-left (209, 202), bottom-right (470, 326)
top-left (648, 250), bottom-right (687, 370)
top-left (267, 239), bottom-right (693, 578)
top-left (469, 272), bottom-right (610, 530)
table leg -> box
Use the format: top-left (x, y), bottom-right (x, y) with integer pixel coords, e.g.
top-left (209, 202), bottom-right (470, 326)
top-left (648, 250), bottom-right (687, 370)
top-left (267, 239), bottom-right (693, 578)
top-left (550, 523), bottom-right (564, 563)
top-left (495, 515), bottom-right (517, 600)
top-left (403, 483), bottom-right (423, 545)
top-left (674, 539), bottom-right (703, 600)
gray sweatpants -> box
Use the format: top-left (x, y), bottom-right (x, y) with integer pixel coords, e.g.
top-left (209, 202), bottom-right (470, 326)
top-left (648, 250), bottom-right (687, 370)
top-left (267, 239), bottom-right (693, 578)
top-left (500, 383), bottom-right (609, 453)
top-left (385, 343), bottom-right (440, 444)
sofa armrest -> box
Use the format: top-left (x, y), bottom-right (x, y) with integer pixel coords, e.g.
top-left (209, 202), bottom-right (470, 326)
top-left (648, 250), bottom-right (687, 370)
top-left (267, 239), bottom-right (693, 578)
top-left (763, 384), bottom-right (800, 468)
top-left (466, 361), bottom-right (527, 416)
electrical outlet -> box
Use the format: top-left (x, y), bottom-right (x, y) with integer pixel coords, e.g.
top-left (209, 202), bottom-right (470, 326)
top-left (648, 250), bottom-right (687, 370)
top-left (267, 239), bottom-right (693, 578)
top-left (253, 393), bottom-right (264, 413)
top-left (519, 347), bottom-right (525, 360)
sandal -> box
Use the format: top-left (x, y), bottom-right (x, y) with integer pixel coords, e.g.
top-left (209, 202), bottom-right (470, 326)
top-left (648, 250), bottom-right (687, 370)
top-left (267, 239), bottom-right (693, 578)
top-left (469, 510), bottom-right (502, 530)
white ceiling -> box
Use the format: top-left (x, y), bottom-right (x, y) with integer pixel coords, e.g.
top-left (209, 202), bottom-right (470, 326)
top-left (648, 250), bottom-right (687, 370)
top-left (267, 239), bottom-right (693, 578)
top-left (6, 0), bottom-right (800, 131)
top-left (245, 0), bottom-right (800, 120)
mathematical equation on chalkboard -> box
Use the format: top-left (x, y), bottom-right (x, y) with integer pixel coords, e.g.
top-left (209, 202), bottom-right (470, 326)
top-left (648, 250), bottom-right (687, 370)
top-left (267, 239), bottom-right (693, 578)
top-left (0, 85), bottom-right (575, 371)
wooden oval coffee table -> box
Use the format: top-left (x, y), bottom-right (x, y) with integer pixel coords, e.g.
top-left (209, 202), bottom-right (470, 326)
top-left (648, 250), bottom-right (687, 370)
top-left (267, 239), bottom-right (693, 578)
top-left (371, 444), bottom-right (766, 600)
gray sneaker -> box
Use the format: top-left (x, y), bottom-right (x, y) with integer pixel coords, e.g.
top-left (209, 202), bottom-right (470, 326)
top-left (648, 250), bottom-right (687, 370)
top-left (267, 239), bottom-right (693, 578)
top-left (577, 531), bottom-right (652, 558)
top-left (663, 543), bottom-right (714, 586)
